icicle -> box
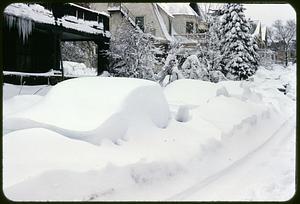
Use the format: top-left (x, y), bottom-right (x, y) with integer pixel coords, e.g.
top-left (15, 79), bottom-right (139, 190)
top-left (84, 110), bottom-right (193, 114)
top-left (5, 15), bottom-right (15, 31)
top-left (17, 17), bottom-right (33, 43)
top-left (5, 14), bottom-right (33, 44)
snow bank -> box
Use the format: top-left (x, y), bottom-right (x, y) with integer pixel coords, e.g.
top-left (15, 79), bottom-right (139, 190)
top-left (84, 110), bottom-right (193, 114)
top-left (4, 128), bottom-right (185, 201)
top-left (164, 79), bottom-right (220, 106)
top-left (3, 77), bottom-right (170, 145)
top-left (164, 77), bottom-right (290, 137)
top-left (164, 79), bottom-right (247, 106)
top-left (3, 83), bottom-right (51, 100)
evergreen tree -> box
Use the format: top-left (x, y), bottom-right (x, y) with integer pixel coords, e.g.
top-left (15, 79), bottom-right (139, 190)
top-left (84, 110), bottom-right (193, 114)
top-left (219, 3), bottom-right (259, 80)
top-left (108, 19), bottom-right (157, 80)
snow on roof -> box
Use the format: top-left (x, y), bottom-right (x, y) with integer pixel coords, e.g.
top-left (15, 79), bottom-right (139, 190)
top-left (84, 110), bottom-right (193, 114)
top-left (4, 3), bottom-right (109, 37)
top-left (156, 3), bottom-right (174, 18)
top-left (68, 3), bottom-right (109, 17)
top-left (157, 3), bottom-right (198, 16)
top-left (152, 3), bottom-right (175, 42)
top-left (4, 3), bottom-right (54, 25)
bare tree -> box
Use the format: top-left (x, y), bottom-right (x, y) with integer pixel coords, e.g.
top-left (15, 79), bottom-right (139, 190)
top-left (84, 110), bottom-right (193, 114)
top-left (272, 19), bottom-right (296, 66)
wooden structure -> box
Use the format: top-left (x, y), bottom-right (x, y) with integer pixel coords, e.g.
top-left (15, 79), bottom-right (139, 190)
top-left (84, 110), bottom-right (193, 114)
top-left (3, 3), bottom-right (110, 85)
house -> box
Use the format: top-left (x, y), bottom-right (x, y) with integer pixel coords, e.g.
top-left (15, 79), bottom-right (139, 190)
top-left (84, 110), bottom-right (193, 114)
top-left (3, 3), bottom-right (110, 85)
top-left (250, 20), bottom-right (276, 64)
top-left (90, 3), bottom-right (207, 50)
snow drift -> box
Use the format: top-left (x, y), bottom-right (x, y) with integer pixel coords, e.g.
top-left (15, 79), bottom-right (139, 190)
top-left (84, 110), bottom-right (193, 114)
top-left (3, 77), bottom-right (170, 145)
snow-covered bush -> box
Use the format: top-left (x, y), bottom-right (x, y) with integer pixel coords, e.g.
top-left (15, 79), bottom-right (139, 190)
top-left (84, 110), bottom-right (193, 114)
top-left (209, 70), bottom-right (227, 83)
top-left (181, 55), bottom-right (209, 81)
top-left (157, 43), bottom-right (184, 86)
top-left (219, 3), bottom-right (259, 80)
top-left (108, 19), bottom-right (157, 81)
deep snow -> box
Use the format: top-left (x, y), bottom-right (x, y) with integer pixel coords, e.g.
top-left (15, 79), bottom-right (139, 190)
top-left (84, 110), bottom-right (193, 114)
top-left (2, 64), bottom-right (296, 201)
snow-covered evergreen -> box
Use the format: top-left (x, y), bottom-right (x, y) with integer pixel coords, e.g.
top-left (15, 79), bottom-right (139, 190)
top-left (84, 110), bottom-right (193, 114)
top-left (219, 3), bottom-right (259, 80)
top-left (108, 19), bottom-right (157, 81)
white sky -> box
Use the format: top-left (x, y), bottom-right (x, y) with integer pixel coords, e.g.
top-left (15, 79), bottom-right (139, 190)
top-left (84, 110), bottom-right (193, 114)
top-left (243, 4), bottom-right (296, 27)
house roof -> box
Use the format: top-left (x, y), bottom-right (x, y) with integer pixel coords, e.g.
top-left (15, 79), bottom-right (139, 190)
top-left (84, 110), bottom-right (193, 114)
top-left (157, 3), bottom-right (198, 16)
top-left (251, 20), bottom-right (267, 42)
top-left (156, 3), bottom-right (174, 18)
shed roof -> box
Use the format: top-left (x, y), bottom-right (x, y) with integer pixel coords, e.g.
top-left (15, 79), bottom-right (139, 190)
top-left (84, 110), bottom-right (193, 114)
top-left (4, 3), bottom-right (110, 37)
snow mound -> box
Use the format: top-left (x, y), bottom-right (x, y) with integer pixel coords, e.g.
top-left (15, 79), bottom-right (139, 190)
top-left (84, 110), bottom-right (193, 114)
top-left (3, 77), bottom-right (170, 145)
top-left (164, 79), bottom-right (274, 135)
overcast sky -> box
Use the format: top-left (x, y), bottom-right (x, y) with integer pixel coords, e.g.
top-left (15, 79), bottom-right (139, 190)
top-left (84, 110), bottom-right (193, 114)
top-left (243, 4), bottom-right (296, 27)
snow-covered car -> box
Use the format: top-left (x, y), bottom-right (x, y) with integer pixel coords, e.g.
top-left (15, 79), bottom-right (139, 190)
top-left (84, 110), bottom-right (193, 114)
top-left (3, 77), bottom-right (170, 145)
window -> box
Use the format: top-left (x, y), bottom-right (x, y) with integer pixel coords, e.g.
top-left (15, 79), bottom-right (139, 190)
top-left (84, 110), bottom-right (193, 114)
top-left (135, 16), bottom-right (144, 32)
top-left (186, 22), bottom-right (194, 34)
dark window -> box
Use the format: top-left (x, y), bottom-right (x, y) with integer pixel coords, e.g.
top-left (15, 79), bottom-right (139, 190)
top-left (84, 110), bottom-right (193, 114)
top-left (186, 22), bottom-right (194, 34)
top-left (135, 16), bottom-right (144, 32)
top-left (168, 18), bottom-right (172, 35)
top-left (77, 10), bottom-right (84, 20)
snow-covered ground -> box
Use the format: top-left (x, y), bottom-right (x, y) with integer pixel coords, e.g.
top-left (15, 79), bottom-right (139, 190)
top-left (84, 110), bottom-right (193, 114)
top-left (2, 64), bottom-right (296, 201)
